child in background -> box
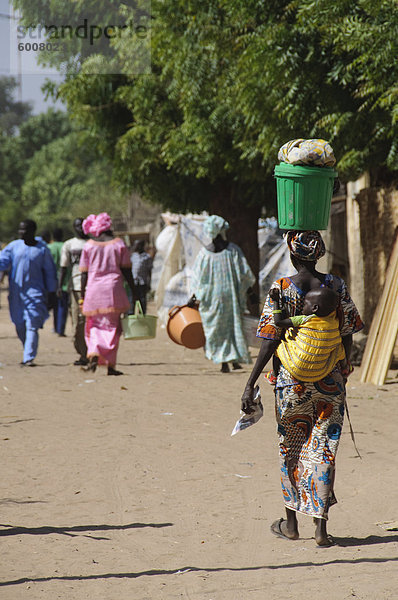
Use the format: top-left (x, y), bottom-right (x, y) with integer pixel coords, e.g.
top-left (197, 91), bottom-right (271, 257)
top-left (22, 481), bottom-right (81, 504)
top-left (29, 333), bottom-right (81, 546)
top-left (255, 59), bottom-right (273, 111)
top-left (130, 239), bottom-right (153, 314)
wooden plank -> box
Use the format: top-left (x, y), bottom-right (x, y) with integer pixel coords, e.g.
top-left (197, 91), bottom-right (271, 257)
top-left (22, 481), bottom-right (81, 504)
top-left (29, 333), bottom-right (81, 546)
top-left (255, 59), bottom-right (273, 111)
top-left (374, 259), bottom-right (398, 384)
top-left (366, 255), bottom-right (398, 382)
top-left (366, 256), bottom-right (398, 384)
top-left (375, 253), bottom-right (398, 379)
top-left (360, 238), bottom-right (397, 378)
top-left (360, 235), bottom-right (398, 384)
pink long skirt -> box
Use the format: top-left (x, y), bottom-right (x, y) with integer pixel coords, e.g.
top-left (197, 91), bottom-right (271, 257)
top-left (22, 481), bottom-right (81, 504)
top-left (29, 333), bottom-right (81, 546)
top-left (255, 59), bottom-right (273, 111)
top-left (85, 312), bottom-right (122, 367)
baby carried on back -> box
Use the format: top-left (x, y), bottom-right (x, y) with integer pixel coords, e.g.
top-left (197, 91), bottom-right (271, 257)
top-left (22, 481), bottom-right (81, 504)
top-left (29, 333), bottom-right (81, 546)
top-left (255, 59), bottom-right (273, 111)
top-left (270, 286), bottom-right (346, 382)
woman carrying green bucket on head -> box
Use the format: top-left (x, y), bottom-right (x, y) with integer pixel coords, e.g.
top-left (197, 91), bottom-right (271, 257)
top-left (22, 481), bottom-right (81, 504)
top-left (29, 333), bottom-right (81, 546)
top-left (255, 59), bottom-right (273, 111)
top-left (241, 230), bottom-right (363, 546)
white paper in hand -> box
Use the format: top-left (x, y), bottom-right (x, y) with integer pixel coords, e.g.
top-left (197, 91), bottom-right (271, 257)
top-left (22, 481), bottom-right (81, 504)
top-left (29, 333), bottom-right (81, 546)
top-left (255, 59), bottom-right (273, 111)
top-left (231, 385), bottom-right (263, 436)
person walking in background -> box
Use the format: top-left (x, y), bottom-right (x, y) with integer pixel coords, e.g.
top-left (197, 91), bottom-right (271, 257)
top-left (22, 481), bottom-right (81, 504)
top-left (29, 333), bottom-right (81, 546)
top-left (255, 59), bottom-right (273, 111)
top-left (58, 218), bottom-right (88, 366)
top-left (39, 230), bottom-right (51, 245)
top-left (0, 219), bottom-right (58, 366)
top-left (188, 215), bottom-right (256, 373)
top-left (241, 230), bottom-right (363, 546)
top-left (80, 212), bottom-right (137, 376)
top-left (49, 228), bottom-right (68, 337)
top-left (131, 239), bottom-right (153, 314)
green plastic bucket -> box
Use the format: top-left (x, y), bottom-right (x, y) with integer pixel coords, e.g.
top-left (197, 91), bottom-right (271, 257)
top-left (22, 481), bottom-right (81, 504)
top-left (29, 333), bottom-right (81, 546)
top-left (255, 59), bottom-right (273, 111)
top-left (274, 163), bottom-right (338, 230)
top-left (121, 301), bottom-right (157, 340)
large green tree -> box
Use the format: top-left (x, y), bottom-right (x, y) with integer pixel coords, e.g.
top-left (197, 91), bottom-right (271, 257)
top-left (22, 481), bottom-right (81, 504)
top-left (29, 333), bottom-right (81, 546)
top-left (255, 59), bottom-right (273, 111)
top-left (14, 1), bottom-right (271, 278)
top-left (0, 104), bottom-right (127, 241)
top-left (22, 131), bottom-right (128, 231)
top-left (11, 0), bottom-right (398, 277)
top-left (0, 76), bottom-right (31, 135)
top-left (226, 0), bottom-right (398, 179)
top-left (0, 76), bottom-right (32, 241)
top-left (0, 107), bottom-right (72, 240)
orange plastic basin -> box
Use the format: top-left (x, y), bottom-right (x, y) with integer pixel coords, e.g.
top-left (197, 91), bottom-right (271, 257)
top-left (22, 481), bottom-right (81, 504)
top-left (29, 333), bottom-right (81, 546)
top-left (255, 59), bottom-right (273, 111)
top-left (167, 305), bottom-right (206, 350)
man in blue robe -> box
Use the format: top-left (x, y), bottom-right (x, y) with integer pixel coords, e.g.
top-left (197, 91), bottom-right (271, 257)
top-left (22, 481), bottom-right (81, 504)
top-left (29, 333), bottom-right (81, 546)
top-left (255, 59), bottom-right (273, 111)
top-left (0, 219), bottom-right (57, 366)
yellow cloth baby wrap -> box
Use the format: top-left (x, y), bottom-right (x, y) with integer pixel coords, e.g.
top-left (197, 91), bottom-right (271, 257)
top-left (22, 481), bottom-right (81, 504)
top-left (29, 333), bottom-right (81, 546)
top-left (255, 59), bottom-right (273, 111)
top-left (276, 312), bottom-right (345, 382)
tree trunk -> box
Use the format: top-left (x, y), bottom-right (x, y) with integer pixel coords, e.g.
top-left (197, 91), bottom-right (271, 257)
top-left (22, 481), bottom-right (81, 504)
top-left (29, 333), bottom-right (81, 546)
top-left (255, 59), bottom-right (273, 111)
top-left (210, 182), bottom-right (261, 316)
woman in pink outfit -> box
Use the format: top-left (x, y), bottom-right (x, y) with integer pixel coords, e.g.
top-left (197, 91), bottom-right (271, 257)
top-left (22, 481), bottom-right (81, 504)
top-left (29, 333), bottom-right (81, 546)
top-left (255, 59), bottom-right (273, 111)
top-left (79, 213), bottom-right (137, 375)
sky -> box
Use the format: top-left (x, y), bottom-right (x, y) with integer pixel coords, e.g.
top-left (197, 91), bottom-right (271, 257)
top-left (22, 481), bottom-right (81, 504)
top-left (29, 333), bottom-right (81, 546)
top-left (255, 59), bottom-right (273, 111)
top-left (0, 0), bottom-right (64, 114)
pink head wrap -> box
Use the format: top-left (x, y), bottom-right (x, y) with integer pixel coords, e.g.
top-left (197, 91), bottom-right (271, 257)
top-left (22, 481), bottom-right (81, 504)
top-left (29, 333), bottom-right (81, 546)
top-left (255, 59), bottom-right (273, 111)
top-left (82, 213), bottom-right (113, 237)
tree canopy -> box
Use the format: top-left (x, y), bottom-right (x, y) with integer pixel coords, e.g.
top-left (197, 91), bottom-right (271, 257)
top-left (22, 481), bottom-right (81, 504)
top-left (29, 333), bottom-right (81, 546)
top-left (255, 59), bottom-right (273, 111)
top-left (7, 0), bottom-right (398, 268)
top-left (0, 76), bottom-right (32, 241)
top-left (22, 0), bottom-right (398, 182)
top-left (226, 0), bottom-right (398, 179)
top-left (0, 100), bottom-right (127, 242)
top-left (0, 76), bottom-right (31, 135)
top-left (22, 131), bottom-right (127, 231)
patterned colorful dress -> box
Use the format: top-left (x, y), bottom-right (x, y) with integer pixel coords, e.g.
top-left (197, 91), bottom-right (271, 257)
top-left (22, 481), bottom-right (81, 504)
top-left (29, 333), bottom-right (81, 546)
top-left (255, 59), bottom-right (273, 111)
top-left (190, 243), bottom-right (255, 364)
top-left (257, 275), bottom-right (363, 519)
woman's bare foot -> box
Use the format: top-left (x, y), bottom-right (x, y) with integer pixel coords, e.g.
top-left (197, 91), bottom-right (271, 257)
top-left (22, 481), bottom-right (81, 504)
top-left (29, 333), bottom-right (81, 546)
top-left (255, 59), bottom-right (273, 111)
top-left (220, 362), bottom-right (230, 373)
top-left (270, 517), bottom-right (299, 540)
top-left (232, 362), bottom-right (242, 370)
top-left (285, 507), bottom-right (299, 538)
top-left (271, 508), bottom-right (300, 540)
top-left (314, 517), bottom-right (333, 546)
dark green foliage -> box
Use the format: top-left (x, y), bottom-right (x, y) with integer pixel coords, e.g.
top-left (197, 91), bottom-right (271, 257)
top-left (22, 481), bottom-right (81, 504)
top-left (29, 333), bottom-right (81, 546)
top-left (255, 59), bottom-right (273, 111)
top-left (0, 107), bottom-right (74, 240)
top-left (0, 77), bottom-right (32, 135)
top-left (226, 0), bottom-right (398, 179)
top-left (28, 0), bottom-right (398, 198)
top-left (22, 131), bottom-right (127, 232)
top-left (7, 1), bottom-right (398, 258)
top-left (0, 100), bottom-right (126, 242)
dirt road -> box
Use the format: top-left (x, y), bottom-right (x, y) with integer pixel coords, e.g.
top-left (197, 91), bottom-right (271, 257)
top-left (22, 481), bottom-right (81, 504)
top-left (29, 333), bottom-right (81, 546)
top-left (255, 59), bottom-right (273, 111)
top-left (1, 303), bottom-right (398, 599)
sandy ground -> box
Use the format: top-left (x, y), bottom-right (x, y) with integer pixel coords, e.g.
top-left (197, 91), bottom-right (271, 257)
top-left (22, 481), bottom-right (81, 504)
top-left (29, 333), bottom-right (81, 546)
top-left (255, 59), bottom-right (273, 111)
top-left (1, 298), bottom-right (398, 600)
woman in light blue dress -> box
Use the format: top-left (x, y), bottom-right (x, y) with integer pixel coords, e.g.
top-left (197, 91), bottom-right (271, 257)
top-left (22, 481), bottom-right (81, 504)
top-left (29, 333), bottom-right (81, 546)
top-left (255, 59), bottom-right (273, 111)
top-left (189, 215), bottom-right (255, 373)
